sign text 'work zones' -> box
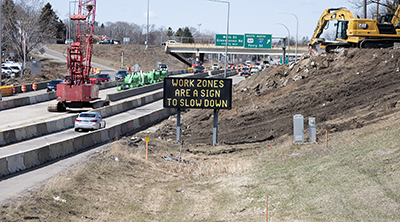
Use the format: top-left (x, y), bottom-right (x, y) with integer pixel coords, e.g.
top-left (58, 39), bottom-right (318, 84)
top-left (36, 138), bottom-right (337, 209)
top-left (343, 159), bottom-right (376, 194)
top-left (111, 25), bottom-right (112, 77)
top-left (163, 77), bottom-right (232, 109)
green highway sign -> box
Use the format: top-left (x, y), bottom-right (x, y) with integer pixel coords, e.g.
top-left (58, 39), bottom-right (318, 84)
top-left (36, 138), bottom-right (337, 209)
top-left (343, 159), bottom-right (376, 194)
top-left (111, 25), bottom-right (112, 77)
top-left (244, 34), bottom-right (272, 49)
top-left (215, 34), bottom-right (244, 47)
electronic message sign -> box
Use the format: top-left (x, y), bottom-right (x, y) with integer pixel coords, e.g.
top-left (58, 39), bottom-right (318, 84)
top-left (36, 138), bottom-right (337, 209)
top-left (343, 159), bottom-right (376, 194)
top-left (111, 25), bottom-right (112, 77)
top-left (163, 77), bottom-right (232, 109)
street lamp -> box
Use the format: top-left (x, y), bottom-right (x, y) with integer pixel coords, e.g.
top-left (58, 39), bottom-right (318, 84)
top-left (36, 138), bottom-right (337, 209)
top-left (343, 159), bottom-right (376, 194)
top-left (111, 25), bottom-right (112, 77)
top-left (208, 0), bottom-right (230, 79)
top-left (275, 23), bottom-right (290, 50)
top-left (197, 23), bottom-right (201, 33)
top-left (146, 0), bottom-right (149, 49)
top-left (278, 12), bottom-right (298, 62)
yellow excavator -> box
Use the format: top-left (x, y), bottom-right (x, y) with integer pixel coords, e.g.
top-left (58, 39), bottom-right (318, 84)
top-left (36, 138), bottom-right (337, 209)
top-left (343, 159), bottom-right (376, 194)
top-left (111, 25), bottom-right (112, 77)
top-left (309, 6), bottom-right (400, 54)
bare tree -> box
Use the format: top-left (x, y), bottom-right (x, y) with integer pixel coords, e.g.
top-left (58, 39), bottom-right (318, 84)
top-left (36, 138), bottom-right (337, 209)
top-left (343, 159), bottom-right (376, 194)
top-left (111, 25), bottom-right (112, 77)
top-left (2, 0), bottom-right (64, 61)
top-left (348, 0), bottom-right (400, 17)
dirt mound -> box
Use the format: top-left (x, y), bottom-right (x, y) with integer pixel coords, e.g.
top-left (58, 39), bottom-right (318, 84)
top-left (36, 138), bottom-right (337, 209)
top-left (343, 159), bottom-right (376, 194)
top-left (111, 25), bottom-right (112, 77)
top-left (147, 48), bottom-right (400, 145)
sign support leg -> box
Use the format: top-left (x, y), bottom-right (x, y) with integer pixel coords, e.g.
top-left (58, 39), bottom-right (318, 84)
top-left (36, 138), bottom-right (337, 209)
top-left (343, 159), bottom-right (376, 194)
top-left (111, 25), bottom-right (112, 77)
top-left (176, 108), bottom-right (181, 142)
top-left (213, 109), bottom-right (219, 146)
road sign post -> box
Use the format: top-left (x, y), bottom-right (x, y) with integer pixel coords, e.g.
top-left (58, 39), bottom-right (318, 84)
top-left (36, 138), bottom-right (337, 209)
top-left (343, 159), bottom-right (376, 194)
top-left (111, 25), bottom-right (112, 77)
top-left (145, 136), bottom-right (149, 160)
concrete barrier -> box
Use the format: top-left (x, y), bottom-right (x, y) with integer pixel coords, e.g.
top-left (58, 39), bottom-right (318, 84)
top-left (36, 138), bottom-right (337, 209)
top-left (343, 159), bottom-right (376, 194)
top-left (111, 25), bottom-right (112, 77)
top-left (29, 95), bottom-right (37, 104)
top-left (0, 73), bottom-right (205, 147)
top-left (61, 139), bottom-right (74, 156)
top-left (106, 82), bottom-right (163, 102)
top-left (0, 157), bottom-right (9, 176)
top-left (0, 107), bottom-right (177, 177)
top-left (2, 130), bottom-right (16, 144)
top-left (73, 136), bottom-right (84, 151)
top-left (37, 146), bottom-right (52, 164)
top-left (49, 142), bottom-right (64, 159)
top-left (0, 132), bottom-right (4, 146)
top-left (24, 149), bottom-right (39, 169)
top-left (7, 153), bottom-right (26, 173)
top-left (36, 122), bottom-right (48, 136)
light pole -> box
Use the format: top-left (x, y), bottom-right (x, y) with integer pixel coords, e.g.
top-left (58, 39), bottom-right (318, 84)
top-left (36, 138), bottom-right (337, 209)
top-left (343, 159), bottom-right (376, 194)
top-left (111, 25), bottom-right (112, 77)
top-left (208, 0), bottom-right (230, 79)
top-left (275, 23), bottom-right (290, 51)
top-left (146, 0), bottom-right (149, 49)
top-left (279, 12), bottom-right (298, 62)
top-left (69, 1), bottom-right (78, 43)
top-left (197, 23), bottom-right (201, 33)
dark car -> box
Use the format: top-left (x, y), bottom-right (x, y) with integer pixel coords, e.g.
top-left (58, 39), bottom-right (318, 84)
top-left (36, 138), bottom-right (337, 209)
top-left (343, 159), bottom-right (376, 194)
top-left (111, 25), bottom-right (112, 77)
top-left (115, 70), bottom-right (129, 81)
top-left (97, 73), bottom-right (111, 83)
top-left (47, 79), bottom-right (64, 92)
top-left (193, 65), bottom-right (205, 73)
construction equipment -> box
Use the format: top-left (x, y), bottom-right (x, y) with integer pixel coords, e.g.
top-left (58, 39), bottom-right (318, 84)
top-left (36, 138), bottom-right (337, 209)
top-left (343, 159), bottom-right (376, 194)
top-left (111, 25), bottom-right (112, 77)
top-left (48, 0), bottom-right (109, 112)
top-left (116, 70), bottom-right (168, 91)
top-left (309, 6), bottom-right (400, 54)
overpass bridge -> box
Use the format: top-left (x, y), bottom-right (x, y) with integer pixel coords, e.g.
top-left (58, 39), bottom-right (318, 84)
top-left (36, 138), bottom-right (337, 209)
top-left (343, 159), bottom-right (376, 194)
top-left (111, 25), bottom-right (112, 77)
top-left (164, 43), bottom-right (309, 66)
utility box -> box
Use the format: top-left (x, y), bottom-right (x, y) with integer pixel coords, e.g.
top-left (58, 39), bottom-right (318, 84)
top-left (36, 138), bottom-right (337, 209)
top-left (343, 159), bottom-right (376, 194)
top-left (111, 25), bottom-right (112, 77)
top-left (309, 117), bottom-right (316, 142)
top-left (30, 60), bottom-right (41, 75)
top-left (293, 114), bottom-right (304, 143)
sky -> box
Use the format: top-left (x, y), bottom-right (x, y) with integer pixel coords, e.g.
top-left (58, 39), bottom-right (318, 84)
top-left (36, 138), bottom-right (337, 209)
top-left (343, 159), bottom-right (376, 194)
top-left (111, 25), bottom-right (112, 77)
top-left (49, 0), bottom-right (362, 40)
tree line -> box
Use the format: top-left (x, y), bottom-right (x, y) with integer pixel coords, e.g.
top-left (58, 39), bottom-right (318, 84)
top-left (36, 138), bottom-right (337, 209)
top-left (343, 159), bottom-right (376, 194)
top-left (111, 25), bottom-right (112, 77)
top-left (1, 0), bottom-right (215, 62)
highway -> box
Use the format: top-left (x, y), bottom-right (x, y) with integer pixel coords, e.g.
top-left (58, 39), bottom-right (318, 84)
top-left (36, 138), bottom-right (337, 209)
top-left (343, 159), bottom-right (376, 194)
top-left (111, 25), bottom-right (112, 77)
top-left (0, 74), bottom-right (244, 205)
top-left (0, 86), bottom-right (127, 131)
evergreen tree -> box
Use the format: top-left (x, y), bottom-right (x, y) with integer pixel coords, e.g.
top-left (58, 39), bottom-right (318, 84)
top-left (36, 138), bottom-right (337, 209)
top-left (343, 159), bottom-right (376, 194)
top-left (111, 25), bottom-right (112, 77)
top-left (182, 27), bottom-right (194, 43)
top-left (39, 3), bottom-right (65, 41)
top-left (167, 27), bottom-right (174, 37)
top-left (175, 28), bottom-right (183, 37)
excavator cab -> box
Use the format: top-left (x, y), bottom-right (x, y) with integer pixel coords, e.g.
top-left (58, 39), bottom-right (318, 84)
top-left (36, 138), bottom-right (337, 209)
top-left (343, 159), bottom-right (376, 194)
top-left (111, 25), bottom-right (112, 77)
top-left (336, 20), bottom-right (349, 41)
top-left (379, 14), bottom-right (394, 24)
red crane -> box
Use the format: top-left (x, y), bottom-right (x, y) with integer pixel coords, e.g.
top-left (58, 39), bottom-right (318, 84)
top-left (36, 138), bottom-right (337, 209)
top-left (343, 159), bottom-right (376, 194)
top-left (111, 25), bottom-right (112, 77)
top-left (48, 0), bottom-right (108, 112)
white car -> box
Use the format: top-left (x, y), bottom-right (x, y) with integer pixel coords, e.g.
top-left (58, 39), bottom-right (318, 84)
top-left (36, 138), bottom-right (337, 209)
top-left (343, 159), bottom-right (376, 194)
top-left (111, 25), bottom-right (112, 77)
top-left (161, 40), bottom-right (179, 46)
top-left (74, 111), bottom-right (106, 132)
top-left (250, 67), bottom-right (260, 73)
top-left (2, 61), bottom-right (22, 75)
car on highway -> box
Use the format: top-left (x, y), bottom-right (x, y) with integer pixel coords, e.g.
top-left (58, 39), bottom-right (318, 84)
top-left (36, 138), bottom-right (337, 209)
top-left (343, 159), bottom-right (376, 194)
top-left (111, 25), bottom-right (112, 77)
top-left (159, 64), bottom-right (169, 71)
top-left (47, 79), bottom-right (64, 92)
top-left (97, 73), bottom-right (111, 83)
top-left (192, 60), bottom-right (202, 68)
top-left (74, 111), bottom-right (106, 132)
top-left (115, 70), bottom-right (129, 81)
top-left (193, 65), bottom-right (205, 73)
top-left (161, 40), bottom-right (179, 46)
top-left (250, 67), bottom-right (260, 74)
top-left (239, 67), bottom-right (251, 76)
top-left (212, 64), bottom-right (219, 70)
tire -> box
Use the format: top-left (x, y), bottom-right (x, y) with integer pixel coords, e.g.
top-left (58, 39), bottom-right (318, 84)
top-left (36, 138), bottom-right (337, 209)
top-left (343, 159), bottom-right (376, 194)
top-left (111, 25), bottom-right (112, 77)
top-left (75, 128), bottom-right (79, 132)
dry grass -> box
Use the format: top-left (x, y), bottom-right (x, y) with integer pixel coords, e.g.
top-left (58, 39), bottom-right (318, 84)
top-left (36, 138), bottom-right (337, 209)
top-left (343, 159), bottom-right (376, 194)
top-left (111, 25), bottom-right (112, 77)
top-left (2, 113), bottom-right (400, 221)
